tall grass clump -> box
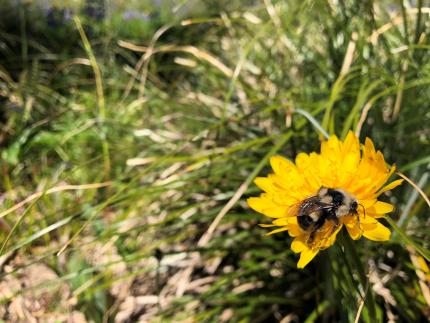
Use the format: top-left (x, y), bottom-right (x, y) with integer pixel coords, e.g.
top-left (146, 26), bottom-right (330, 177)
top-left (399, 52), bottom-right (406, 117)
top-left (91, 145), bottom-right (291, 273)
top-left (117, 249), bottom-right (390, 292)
top-left (0, 0), bottom-right (430, 322)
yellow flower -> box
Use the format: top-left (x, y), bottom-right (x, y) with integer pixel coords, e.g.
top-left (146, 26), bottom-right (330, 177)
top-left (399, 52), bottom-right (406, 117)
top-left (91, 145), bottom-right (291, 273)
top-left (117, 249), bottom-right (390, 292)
top-left (247, 131), bottom-right (403, 269)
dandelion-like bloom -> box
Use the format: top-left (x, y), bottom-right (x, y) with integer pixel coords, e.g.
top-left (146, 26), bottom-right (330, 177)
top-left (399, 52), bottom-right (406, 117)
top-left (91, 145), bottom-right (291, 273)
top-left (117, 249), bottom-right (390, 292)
top-left (247, 131), bottom-right (403, 268)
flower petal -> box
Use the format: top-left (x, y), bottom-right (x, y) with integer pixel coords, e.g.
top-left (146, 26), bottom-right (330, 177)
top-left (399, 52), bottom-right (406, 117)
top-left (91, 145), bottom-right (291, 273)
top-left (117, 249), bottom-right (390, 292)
top-left (368, 201), bottom-right (394, 214)
top-left (295, 153), bottom-right (322, 192)
top-left (287, 223), bottom-right (302, 237)
top-left (377, 179), bottom-right (404, 196)
top-left (273, 217), bottom-right (289, 226)
top-left (258, 223), bottom-right (276, 227)
top-left (338, 132), bottom-right (360, 186)
top-left (254, 177), bottom-right (276, 192)
top-left (270, 155), bottom-right (295, 175)
top-left (362, 220), bottom-right (391, 241)
top-left (342, 131), bottom-right (360, 155)
top-left (297, 248), bottom-right (319, 268)
top-left (346, 223), bottom-right (362, 240)
top-left (247, 196), bottom-right (288, 218)
top-left (291, 238), bottom-right (307, 253)
top-left (359, 199), bottom-right (377, 208)
top-left (364, 137), bottom-right (376, 156)
top-left (266, 226), bottom-right (289, 236)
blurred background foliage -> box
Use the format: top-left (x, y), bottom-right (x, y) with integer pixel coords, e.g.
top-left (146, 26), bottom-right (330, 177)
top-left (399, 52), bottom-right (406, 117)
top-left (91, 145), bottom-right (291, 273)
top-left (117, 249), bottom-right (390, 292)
top-left (0, 0), bottom-right (430, 322)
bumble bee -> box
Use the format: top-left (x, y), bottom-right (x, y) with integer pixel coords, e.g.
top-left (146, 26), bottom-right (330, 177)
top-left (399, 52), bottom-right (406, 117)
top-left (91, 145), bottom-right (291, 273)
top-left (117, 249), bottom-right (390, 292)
top-left (295, 187), bottom-right (360, 244)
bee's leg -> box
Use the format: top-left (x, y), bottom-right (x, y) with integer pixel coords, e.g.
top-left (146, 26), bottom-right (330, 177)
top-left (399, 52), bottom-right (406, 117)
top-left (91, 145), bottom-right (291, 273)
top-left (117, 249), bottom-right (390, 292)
top-left (350, 208), bottom-right (362, 236)
top-left (305, 222), bottom-right (320, 247)
top-left (328, 219), bottom-right (340, 237)
top-left (323, 210), bottom-right (338, 235)
top-left (332, 215), bottom-right (339, 226)
top-left (307, 231), bottom-right (316, 245)
top-left (306, 211), bottom-right (330, 247)
top-left (318, 216), bottom-right (338, 242)
top-left (313, 212), bottom-right (328, 231)
top-left (315, 213), bottom-right (340, 248)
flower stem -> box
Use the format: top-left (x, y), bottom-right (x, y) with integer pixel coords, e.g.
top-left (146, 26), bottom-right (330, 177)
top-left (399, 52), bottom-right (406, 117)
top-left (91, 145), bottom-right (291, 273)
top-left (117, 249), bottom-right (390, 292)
top-left (339, 231), bottom-right (377, 321)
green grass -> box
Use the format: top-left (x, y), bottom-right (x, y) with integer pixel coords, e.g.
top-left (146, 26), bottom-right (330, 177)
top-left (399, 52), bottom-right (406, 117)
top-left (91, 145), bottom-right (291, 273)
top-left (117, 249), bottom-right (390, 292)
top-left (1, 0), bottom-right (430, 322)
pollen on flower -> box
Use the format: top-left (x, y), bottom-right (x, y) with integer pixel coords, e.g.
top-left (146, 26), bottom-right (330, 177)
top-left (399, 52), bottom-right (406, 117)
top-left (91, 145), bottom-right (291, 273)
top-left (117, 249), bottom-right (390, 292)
top-left (247, 131), bottom-right (403, 269)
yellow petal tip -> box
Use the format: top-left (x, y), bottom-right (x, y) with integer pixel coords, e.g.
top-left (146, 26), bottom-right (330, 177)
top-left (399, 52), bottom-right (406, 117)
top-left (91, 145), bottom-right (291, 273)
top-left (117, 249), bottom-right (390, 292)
top-left (297, 248), bottom-right (319, 268)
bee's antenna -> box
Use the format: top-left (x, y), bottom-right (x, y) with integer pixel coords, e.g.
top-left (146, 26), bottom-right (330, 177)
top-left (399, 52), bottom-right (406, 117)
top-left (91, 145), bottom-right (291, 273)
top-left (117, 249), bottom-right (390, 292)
top-left (359, 203), bottom-right (366, 218)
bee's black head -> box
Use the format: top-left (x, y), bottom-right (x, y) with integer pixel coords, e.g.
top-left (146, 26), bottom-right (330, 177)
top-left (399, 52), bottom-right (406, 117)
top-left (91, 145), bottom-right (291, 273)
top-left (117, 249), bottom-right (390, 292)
top-left (350, 201), bottom-right (358, 214)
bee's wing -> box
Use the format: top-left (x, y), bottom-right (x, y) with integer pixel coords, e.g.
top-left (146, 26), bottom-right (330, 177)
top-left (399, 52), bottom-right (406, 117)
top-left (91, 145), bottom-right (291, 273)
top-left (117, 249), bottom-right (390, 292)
top-left (285, 201), bottom-right (302, 217)
top-left (286, 196), bottom-right (318, 217)
top-left (288, 196), bottom-right (333, 217)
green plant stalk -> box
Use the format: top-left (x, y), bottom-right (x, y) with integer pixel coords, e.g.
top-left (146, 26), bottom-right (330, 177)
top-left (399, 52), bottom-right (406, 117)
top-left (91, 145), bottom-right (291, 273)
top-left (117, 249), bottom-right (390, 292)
top-left (303, 299), bottom-right (330, 323)
top-left (0, 198), bottom-right (39, 256)
top-left (399, 184), bottom-right (430, 231)
top-left (73, 16), bottom-right (110, 178)
top-left (399, 0), bottom-right (410, 45)
top-left (339, 231), bottom-right (377, 322)
top-left (385, 216), bottom-right (430, 262)
top-left (221, 21), bottom-right (272, 127)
